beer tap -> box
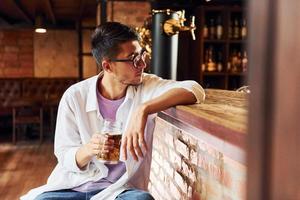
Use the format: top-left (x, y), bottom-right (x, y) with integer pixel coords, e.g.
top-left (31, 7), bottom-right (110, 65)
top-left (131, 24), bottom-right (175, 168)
top-left (163, 10), bottom-right (196, 40)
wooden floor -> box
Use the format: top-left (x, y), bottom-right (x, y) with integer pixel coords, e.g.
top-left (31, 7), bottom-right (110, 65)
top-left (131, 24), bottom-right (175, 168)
top-left (0, 141), bottom-right (56, 200)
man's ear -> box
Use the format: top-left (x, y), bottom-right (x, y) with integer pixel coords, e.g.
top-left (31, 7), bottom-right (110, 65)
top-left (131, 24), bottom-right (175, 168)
top-left (101, 59), bottom-right (112, 72)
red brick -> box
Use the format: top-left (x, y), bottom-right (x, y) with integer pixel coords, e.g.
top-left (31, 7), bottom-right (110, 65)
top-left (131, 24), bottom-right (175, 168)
top-left (151, 159), bottom-right (160, 175)
top-left (221, 169), bottom-right (232, 188)
top-left (19, 53), bottom-right (33, 62)
top-left (156, 181), bottom-right (172, 200)
top-left (175, 139), bottom-right (189, 159)
top-left (198, 141), bottom-right (208, 152)
top-left (163, 160), bottom-right (173, 178)
top-left (108, 2), bottom-right (150, 27)
top-left (18, 38), bottom-right (33, 46)
top-left (182, 160), bottom-right (196, 183)
top-left (154, 150), bottom-right (164, 164)
top-left (190, 149), bottom-right (198, 166)
top-left (165, 132), bottom-right (174, 147)
top-left (192, 190), bottom-right (202, 200)
top-left (3, 31), bottom-right (18, 38)
top-left (19, 30), bottom-right (33, 39)
top-left (4, 46), bottom-right (19, 53)
top-left (20, 61), bottom-right (33, 68)
top-left (2, 53), bottom-right (18, 61)
top-left (208, 163), bottom-right (222, 182)
top-left (159, 167), bottom-right (165, 180)
top-left (152, 149), bottom-right (160, 162)
top-left (170, 181), bottom-right (181, 198)
top-left (150, 171), bottom-right (157, 184)
top-left (160, 142), bottom-right (169, 158)
top-left (2, 36), bottom-right (18, 45)
top-left (174, 171), bottom-right (187, 193)
top-left (19, 46), bottom-right (33, 53)
top-left (198, 153), bottom-right (209, 172)
top-left (153, 135), bottom-right (160, 147)
top-left (149, 186), bottom-right (160, 200)
top-left (4, 60), bottom-right (19, 68)
top-left (169, 148), bottom-right (181, 168)
top-left (187, 185), bottom-right (193, 199)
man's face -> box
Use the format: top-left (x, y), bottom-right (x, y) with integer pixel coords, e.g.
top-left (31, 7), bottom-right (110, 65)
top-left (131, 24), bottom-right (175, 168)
top-left (109, 40), bottom-right (147, 86)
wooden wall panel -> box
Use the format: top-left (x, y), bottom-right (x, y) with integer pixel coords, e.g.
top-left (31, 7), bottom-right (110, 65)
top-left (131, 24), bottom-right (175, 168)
top-left (271, 0), bottom-right (300, 199)
top-left (247, 0), bottom-right (300, 199)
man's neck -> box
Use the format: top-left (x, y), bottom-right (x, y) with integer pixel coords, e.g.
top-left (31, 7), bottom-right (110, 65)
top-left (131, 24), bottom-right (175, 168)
top-left (98, 74), bottom-right (127, 100)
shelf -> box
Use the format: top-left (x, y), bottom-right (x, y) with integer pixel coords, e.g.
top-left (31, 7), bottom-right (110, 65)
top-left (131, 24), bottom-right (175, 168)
top-left (203, 71), bottom-right (226, 76)
top-left (229, 40), bottom-right (247, 44)
top-left (228, 72), bottom-right (246, 76)
top-left (204, 39), bottom-right (227, 43)
top-left (198, 5), bottom-right (247, 90)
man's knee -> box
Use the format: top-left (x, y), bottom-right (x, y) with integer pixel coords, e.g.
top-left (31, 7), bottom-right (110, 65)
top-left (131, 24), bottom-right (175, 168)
top-left (34, 193), bottom-right (53, 200)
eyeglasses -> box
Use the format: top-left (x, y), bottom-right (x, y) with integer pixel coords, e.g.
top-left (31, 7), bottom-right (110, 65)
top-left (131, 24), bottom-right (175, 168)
top-left (110, 48), bottom-right (147, 69)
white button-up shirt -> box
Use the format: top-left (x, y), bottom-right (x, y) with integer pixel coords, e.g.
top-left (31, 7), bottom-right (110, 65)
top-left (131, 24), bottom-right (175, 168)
top-left (21, 73), bottom-right (205, 200)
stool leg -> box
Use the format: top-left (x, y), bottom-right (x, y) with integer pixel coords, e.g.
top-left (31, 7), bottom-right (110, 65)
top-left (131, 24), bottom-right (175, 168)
top-left (12, 108), bottom-right (16, 144)
top-left (40, 108), bottom-right (43, 144)
top-left (50, 106), bottom-right (54, 134)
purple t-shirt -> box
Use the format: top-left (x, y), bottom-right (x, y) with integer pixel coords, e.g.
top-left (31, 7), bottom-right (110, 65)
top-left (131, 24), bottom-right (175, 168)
top-left (72, 89), bottom-right (126, 192)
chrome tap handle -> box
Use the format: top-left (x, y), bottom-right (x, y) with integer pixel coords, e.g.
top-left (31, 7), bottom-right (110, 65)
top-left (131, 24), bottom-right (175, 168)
top-left (180, 10), bottom-right (186, 26)
top-left (190, 16), bottom-right (196, 40)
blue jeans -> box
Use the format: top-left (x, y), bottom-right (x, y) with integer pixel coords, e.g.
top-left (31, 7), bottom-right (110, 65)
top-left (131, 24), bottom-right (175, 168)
top-left (34, 188), bottom-right (154, 200)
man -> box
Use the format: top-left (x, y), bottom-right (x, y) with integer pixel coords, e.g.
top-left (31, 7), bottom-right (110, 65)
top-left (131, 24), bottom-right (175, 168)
top-left (21, 22), bottom-right (205, 200)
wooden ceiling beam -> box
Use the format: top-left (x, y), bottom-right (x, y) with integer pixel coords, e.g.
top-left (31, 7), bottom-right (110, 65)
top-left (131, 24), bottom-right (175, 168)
top-left (0, 12), bottom-right (13, 25)
top-left (45, 0), bottom-right (56, 24)
top-left (13, 0), bottom-right (33, 24)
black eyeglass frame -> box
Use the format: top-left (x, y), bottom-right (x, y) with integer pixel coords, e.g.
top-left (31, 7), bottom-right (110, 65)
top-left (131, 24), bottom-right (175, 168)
top-left (110, 48), bottom-right (147, 69)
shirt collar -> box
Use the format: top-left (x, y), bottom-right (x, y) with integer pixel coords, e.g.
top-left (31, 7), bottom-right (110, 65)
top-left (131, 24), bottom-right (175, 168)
top-left (85, 72), bottom-right (102, 112)
top-left (85, 71), bottom-right (137, 112)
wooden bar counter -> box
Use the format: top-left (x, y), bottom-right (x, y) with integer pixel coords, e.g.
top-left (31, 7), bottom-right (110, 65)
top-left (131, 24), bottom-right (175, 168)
top-left (148, 89), bottom-right (248, 200)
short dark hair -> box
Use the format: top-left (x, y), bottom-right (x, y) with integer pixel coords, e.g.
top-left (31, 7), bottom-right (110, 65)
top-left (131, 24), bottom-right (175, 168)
top-left (91, 22), bottom-right (140, 65)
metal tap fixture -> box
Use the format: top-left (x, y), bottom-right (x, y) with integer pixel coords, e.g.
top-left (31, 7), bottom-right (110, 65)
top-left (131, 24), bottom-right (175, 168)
top-left (162, 10), bottom-right (196, 40)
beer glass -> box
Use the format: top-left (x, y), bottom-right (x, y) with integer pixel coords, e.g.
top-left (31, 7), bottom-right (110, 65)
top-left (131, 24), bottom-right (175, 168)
top-left (97, 119), bottom-right (122, 164)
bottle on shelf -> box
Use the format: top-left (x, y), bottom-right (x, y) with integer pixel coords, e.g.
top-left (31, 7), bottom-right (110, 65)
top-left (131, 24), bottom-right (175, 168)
top-left (237, 51), bottom-right (242, 71)
top-left (233, 18), bottom-right (240, 39)
top-left (228, 20), bottom-right (233, 39)
top-left (209, 18), bottom-right (215, 39)
top-left (217, 51), bottom-right (223, 72)
top-left (207, 46), bottom-right (216, 72)
top-left (241, 51), bottom-right (248, 72)
top-left (241, 18), bottom-right (247, 39)
top-left (203, 23), bottom-right (209, 39)
top-left (230, 49), bottom-right (239, 72)
top-left (202, 49), bottom-right (209, 72)
top-left (216, 16), bottom-right (223, 40)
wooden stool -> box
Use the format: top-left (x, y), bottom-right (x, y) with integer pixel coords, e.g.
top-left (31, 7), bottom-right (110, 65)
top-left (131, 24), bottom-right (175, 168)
top-left (12, 98), bottom-right (44, 144)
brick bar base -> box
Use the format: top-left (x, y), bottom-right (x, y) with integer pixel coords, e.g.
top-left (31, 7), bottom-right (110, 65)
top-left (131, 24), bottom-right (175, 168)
top-left (148, 117), bottom-right (246, 200)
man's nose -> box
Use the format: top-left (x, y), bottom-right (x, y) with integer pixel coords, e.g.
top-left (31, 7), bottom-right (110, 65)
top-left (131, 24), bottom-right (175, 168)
top-left (136, 59), bottom-right (147, 69)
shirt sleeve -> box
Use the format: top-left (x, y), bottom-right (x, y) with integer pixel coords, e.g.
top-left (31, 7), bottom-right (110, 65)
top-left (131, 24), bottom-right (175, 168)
top-left (54, 89), bottom-right (90, 173)
top-left (141, 73), bottom-right (205, 103)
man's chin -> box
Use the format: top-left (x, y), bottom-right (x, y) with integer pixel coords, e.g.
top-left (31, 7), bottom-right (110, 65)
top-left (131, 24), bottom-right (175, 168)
top-left (128, 77), bottom-right (143, 86)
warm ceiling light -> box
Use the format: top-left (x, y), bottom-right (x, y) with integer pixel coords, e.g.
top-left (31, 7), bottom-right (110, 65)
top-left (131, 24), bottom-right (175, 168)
top-left (35, 28), bottom-right (47, 33)
top-left (35, 15), bottom-right (47, 33)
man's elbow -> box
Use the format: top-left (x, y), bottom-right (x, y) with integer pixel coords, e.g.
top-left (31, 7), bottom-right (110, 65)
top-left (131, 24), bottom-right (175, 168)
top-left (190, 81), bottom-right (206, 104)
